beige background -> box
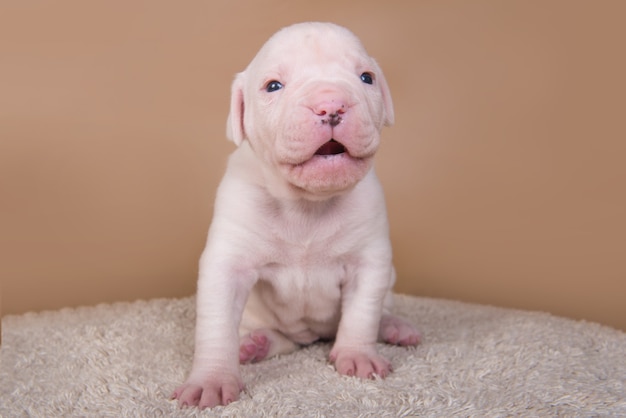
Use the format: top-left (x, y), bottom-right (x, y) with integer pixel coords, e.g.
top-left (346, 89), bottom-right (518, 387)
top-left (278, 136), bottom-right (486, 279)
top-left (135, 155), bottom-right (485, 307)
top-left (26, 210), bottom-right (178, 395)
top-left (1, 1), bottom-right (625, 331)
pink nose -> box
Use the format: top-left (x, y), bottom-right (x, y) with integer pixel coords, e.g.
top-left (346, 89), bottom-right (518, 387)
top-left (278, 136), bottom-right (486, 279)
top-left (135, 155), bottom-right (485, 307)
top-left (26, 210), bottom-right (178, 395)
top-left (313, 100), bottom-right (346, 117)
top-left (313, 100), bottom-right (347, 127)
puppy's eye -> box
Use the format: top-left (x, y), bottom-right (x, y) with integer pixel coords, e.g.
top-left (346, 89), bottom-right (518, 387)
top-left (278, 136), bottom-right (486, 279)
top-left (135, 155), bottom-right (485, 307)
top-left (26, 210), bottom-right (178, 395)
top-left (360, 72), bottom-right (374, 85)
top-left (265, 80), bottom-right (283, 92)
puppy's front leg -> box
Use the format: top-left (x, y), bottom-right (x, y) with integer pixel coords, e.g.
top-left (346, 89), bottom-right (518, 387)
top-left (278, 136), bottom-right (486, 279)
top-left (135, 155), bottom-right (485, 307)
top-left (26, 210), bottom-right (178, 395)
top-left (173, 251), bottom-right (257, 409)
top-left (330, 262), bottom-right (393, 379)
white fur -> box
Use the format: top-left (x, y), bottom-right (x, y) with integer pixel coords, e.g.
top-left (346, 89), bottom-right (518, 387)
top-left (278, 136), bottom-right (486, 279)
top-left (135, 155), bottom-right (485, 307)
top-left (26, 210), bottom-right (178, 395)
top-left (173, 22), bottom-right (419, 409)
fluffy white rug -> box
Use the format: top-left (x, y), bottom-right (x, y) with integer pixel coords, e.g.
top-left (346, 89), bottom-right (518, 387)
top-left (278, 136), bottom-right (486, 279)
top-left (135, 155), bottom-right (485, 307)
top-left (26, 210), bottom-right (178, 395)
top-left (1, 294), bottom-right (624, 417)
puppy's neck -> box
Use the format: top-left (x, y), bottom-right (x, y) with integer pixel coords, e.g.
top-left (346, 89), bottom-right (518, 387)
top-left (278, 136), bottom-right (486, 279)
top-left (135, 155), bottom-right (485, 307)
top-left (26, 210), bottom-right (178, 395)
top-left (273, 194), bottom-right (342, 221)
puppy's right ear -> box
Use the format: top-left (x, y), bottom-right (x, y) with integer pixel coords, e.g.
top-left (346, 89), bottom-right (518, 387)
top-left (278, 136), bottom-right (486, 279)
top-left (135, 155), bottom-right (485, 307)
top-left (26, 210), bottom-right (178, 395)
top-left (226, 72), bottom-right (246, 146)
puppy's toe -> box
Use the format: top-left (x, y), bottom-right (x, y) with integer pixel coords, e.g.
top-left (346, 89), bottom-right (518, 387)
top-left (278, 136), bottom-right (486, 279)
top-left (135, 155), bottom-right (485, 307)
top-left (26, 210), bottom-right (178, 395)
top-left (330, 347), bottom-right (392, 379)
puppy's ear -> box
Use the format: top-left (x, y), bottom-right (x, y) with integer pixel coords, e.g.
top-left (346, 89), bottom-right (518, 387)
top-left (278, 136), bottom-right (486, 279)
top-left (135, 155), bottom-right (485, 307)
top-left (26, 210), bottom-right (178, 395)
top-left (373, 60), bottom-right (395, 126)
top-left (226, 72), bottom-right (246, 146)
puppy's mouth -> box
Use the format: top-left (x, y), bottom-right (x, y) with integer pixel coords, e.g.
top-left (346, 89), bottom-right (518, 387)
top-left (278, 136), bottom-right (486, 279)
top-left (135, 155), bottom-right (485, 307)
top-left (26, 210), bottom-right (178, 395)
top-left (314, 139), bottom-right (346, 156)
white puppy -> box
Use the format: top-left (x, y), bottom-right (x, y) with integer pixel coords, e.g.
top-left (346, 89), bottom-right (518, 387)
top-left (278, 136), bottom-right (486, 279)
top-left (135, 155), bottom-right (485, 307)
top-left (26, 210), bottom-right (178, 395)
top-left (173, 22), bottom-right (420, 409)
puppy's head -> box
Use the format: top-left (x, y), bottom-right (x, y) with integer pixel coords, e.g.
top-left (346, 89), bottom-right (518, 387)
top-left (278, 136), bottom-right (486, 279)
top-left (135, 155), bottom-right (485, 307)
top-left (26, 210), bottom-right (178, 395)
top-left (227, 22), bottom-right (394, 199)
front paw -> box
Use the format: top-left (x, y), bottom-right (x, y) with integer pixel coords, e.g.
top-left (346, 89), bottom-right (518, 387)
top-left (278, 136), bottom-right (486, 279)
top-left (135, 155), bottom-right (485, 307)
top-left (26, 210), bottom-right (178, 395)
top-left (172, 372), bottom-right (244, 409)
top-left (329, 346), bottom-right (392, 379)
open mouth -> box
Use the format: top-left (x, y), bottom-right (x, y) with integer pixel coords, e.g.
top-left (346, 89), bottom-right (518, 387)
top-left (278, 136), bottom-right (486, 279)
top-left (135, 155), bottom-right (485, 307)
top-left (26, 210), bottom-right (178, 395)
top-left (315, 139), bottom-right (346, 156)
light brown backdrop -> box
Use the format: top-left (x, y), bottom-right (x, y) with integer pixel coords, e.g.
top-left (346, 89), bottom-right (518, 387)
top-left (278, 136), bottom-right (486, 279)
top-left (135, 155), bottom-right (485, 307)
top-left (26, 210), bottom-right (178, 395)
top-left (1, 1), bottom-right (625, 331)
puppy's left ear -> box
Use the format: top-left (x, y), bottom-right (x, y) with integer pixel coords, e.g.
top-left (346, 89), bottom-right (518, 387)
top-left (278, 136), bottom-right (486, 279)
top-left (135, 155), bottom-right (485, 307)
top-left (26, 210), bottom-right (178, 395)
top-left (226, 72), bottom-right (246, 146)
top-left (373, 61), bottom-right (395, 126)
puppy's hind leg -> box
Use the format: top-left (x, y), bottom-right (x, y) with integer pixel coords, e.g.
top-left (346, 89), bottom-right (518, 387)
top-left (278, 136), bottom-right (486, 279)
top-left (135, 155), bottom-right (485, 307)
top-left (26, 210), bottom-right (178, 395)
top-left (239, 329), bottom-right (299, 364)
top-left (378, 314), bottom-right (421, 347)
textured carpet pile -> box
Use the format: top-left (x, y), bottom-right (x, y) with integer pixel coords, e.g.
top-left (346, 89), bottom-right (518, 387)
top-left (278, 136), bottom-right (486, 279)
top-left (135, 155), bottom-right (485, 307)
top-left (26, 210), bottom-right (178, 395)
top-left (1, 294), bottom-right (625, 417)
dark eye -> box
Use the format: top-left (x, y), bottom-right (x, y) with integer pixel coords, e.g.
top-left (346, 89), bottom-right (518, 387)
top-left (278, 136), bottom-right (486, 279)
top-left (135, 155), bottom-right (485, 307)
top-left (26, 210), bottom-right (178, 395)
top-left (360, 72), bottom-right (373, 85)
top-left (265, 80), bottom-right (283, 92)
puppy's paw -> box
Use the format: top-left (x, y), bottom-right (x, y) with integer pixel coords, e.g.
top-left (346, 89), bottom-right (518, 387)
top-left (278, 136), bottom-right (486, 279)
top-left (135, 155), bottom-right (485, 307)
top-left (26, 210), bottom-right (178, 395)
top-left (329, 346), bottom-right (392, 379)
top-left (172, 373), bottom-right (243, 409)
top-left (379, 314), bottom-right (421, 346)
top-left (239, 330), bottom-right (271, 364)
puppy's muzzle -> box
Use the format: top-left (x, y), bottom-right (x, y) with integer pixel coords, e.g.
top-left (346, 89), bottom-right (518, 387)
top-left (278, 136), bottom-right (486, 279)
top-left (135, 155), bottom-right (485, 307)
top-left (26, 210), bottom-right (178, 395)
top-left (313, 98), bottom-right (348, 155)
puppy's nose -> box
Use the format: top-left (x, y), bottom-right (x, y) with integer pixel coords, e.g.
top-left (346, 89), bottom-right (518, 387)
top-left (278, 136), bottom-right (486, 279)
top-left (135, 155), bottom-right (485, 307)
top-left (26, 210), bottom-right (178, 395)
top-left (314, 101), bottom-right (346, 127)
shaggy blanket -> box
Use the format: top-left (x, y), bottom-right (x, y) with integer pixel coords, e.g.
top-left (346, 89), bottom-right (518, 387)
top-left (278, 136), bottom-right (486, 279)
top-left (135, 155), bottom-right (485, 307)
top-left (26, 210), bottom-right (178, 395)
top-left (1, 294), bottom-right (625, 417)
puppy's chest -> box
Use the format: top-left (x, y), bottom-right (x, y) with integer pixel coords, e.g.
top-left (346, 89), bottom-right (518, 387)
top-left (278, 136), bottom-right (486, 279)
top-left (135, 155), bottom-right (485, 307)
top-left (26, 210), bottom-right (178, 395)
top-left (265, 210), bottom-right (356, 264)
top-left (262, 229), bottom-right (352, 280)
top-left (257, 215), bottom-right (357, 292)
